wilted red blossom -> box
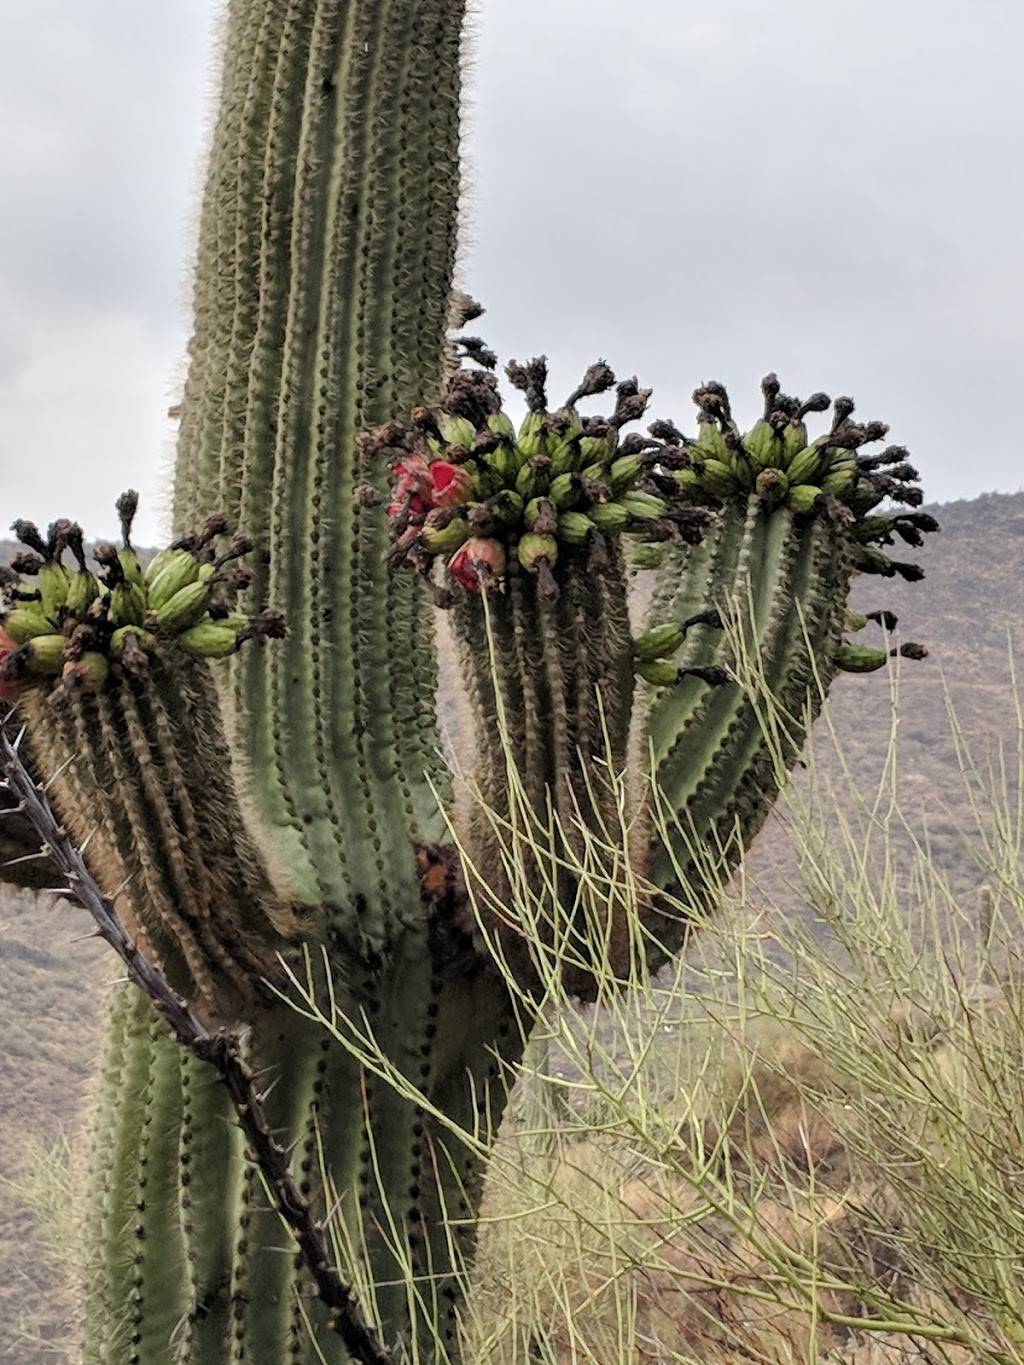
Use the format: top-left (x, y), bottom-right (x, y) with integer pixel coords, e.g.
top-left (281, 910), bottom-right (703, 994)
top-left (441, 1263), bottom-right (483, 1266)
top-left (388, 452), bottom-right (432, 519)
top-left (429, 460), bottom-right (474, 508)
top-left (448, 537), bottom-right (506, 592)
top-left (0, 627), bottom-right (21, 702)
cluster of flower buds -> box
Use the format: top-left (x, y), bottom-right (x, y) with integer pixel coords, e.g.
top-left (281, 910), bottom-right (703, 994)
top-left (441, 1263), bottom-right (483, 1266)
top-left (0, 492), bottom-right (284, 703)
top-left (658, 375), bottom-right (937, 671)
top-left (674, 374), bottom-right (936, 554)
top-left (361, 357), bottom-right (716, 603)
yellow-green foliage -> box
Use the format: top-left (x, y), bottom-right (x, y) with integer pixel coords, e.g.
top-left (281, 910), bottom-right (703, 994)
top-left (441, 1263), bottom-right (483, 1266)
top-left (450, 658), bottom-right (1024, 1365)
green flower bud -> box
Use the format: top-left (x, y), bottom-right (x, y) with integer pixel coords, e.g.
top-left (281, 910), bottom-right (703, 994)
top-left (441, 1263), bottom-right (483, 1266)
top-left (835, 644), bottom-right (888, 673)
top-left (695, 418), bottom-right (729, 460)
top-left (489, 490), bottom-right (525, 526)
top-left (636, 659), bottom-right (680, 686)
top-left (111, 625), bottom-right (156, 656)
top-left (472, 460), bottom-right (506, 499)
top-left (620, 490), bottom-right (667, 522)
top-left (151, 580), bottom-right (212, 633)
top-left (822, 466), bottom-right (856, 497)
top-left (578, 432), bottom-right (615, 466)
top-left (855, 515), bottom-right (897, 543)
top-left (63, 651), bottom-right (110, 693)
top-left (517, 532), bottom-right (558, 572)
top-left (672, 468), bottom-right (701, 493)
top-left (548, 472), bottom-right (582, 510)
top-left (110, 582), bottom-right (148, 627)
top-left (785, 445), bottom-right (825, 485)
top-left (628, 543), bottom-right (666, 570)
top-left (587, 502), bottom-right (630, 533)
top-left (633, 623), bottom-right (686, 661)
top-left (3, 603), bottom-right (54, 643)
top-left (699, 459), bottom-right (737, 498)
top-left (855, 546), bottom-right (895, 576)
top-left (517, 411), bottom-right (547, 459)
top-left (744, 419), bottom-right (783, 470)
top-left (142, 547), bottom-right (180, 583)
top-left (22, 634), bottom-right (66, 676)
top-left (609, 453), bottom-right (643, 494)
top-left (484, 443), bottom-right (518, 485)
top-left (488, 411), bottom-right (516, 440)
top-left (755, 468), bottom-right (788, 504)
top-left (66, 570), bottom-right (100, 616)
top-left (178, 620), bottom-right (247, 659)
top-left (146, 550), bottom-right (202, 608)
top-left (557, 511), bottom-right (596, 546)
top-left (515, 457), bottom-right (550, 501)
top-left (524, 498), bottom-right (558, 535)
top-left (38, 562), bottom-right (69, 619)
top-left (118, 547), bottom-right (145, 588)
top-left (786, 484), bottom-right (823, 515)
top-left (548, 439), bottom-right (580, 478)
top-left (781, 419), bottom-right (808, 463)
top-left (439, 415), bottom-right (477, 448)
top-left (421, 515), bottom-right (471, 554)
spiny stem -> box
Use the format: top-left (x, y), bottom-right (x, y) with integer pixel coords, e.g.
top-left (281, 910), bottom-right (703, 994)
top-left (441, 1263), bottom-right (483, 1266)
top-left (0, 719), bottom-right (393, 1365)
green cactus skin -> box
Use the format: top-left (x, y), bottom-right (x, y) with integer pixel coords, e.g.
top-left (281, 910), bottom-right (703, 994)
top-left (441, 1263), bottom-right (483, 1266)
top-left (173, 0), bottom-right (463, 950)
top-left (177, 1050), bottom-right (243, 1362)
top-left (451, 558), bottom-right (635, 887)
top-left (640, 496), bottom-right (852, 956)
top-left (79, 961), bottom-right (518, 1364)
top-left (79, 989), bottom-right (189, 1365)
top-left (79, 983), bottom-right (140, 1363)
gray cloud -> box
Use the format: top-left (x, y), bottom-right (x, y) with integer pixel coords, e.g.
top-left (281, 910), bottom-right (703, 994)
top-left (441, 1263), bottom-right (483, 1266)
top-left (0, 1), bottom-right (212, 543)
top-left (464, 0), bottom-right (1024, 505)
top-left (1, 0), bottom-right (1021, 545)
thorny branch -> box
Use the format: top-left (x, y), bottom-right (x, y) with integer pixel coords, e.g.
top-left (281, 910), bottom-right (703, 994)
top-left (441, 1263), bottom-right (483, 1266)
top-left (0, 718), bottom-right (394, 1365)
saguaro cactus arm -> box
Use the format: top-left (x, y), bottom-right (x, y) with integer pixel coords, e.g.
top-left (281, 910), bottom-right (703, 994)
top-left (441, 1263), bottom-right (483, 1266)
top-left (1, 512), bottom-right (290, 1013)
top-left (638, 378), bottom-right (935, 953)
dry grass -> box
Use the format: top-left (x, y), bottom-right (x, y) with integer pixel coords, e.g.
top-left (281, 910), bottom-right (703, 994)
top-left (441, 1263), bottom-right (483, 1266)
top-left (266, 633), bottom-right (1024, 1363)
top-left (448, 635), bottom-right (1024, 1363)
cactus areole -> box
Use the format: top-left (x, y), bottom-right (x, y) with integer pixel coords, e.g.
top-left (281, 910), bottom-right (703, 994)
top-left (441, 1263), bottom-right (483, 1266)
top-left (0, 2), bottom-right (938, 1362)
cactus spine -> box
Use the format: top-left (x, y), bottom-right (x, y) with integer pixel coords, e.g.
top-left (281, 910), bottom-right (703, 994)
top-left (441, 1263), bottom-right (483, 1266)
top-left (1, 6), bottom-right (940, 1365)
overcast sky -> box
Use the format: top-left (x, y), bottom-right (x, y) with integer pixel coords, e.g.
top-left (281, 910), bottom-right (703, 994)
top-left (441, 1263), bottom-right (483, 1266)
top-left (1, 1), bottom-right (1022, 545)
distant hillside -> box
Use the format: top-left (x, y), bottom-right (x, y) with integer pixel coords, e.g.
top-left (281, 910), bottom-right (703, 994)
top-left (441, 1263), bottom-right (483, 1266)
top-left (776, 490), bottom-right (1024, 895)
top-left (1, 490), bottom-right (1022, 1361)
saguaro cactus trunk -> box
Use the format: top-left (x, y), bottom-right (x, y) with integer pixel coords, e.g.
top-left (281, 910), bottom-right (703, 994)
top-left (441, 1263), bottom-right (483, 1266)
top-left (0, 3), bottom-right (939, 1363)
top-left (81, 3), bottom-right (516, 1360)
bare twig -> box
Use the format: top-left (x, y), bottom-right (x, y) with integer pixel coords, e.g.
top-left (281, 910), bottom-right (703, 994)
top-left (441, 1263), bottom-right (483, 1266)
top-left (0, 720), bottom-right (393, 1365)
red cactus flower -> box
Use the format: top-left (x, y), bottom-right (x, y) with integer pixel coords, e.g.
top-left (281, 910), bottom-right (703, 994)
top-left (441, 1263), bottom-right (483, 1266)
top-left (388, 452), bottom-right (432, 518)
top-left (0, 627), bottom-right (21, 702)
top-left (429, 460), bottom-right (474, 508)
top-left (393, 451), bottom-right (430, 484)
top-left (448, 537), bottom-right (506, 592)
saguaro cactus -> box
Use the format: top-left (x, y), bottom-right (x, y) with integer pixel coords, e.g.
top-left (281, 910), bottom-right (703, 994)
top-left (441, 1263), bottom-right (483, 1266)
top-left (1, 3), bottom-right (936, 1362)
